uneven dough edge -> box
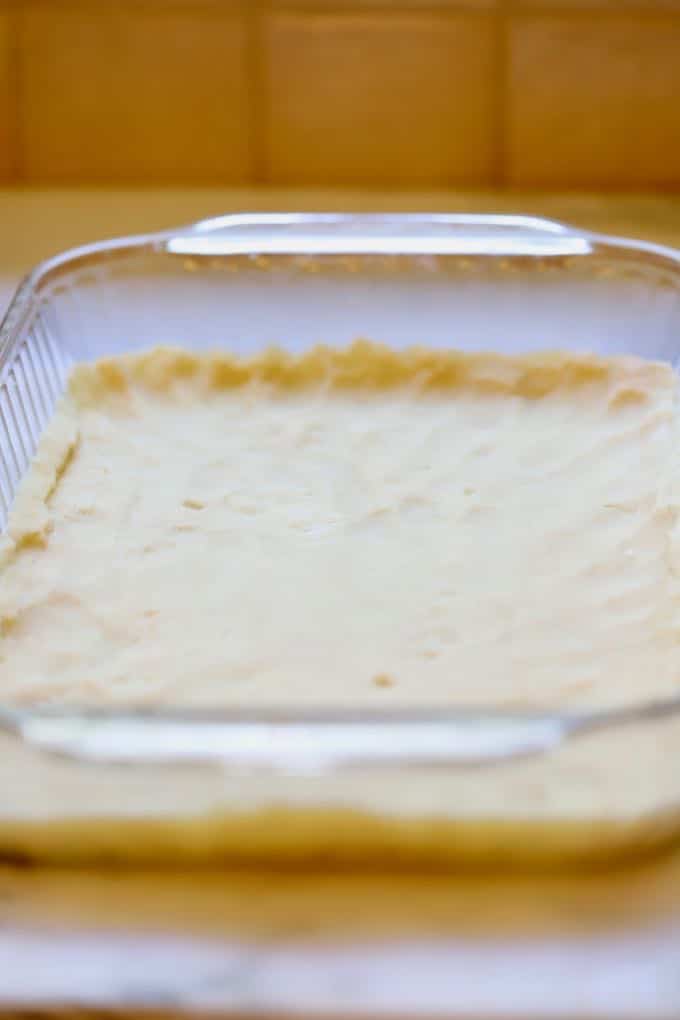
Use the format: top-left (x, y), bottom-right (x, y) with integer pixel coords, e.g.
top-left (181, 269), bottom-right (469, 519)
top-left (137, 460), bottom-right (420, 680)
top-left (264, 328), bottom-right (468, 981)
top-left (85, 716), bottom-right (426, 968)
top-left (0, 400), bottom-right (79, 564)
top-left (68, 340), bottom-right (675, 405)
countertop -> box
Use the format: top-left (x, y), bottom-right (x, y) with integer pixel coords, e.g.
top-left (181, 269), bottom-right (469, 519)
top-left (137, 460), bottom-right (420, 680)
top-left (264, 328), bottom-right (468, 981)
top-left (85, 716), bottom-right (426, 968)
top-left (2, 188), bottom-right (680, 1018)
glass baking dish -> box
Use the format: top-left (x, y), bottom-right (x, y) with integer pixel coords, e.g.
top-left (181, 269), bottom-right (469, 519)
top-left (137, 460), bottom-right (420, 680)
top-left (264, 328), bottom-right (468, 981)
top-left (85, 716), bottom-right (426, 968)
top-left (1, 211), bottom-right (680, 867)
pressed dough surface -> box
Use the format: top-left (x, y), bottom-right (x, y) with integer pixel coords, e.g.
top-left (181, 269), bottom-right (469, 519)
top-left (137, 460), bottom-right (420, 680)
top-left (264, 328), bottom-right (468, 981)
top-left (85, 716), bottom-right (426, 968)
top-left (1, 341), bottom-right (680, 712)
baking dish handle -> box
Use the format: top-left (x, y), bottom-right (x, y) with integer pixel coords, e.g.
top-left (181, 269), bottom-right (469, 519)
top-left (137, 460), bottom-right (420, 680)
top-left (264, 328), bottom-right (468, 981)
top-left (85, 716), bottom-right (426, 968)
top-left (162, 212), bottom-right (595, 259)
top-left (0, 708), bottom-right (571, 769)
top-left (3, 693), bottom-right (679, 769)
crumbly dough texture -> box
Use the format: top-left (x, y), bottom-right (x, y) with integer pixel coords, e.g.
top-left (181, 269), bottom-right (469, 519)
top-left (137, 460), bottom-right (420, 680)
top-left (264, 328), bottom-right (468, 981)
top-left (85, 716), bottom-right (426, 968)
top-left (2, 341), bottom-right (680, 711)
top-left (2, 341), bottom-right (680, 864)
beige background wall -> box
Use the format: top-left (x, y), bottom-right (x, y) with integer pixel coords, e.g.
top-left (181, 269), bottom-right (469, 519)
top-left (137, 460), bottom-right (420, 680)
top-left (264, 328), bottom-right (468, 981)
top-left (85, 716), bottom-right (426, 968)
top-left (1, 0), bottom-right (679, 189)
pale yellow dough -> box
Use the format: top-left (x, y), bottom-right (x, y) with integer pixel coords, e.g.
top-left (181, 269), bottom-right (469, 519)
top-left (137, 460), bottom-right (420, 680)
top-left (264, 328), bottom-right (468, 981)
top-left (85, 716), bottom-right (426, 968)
top-left (2, 341), bottom-right (680, 866)
top-left (2, 341), bottom-right (680, 711)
